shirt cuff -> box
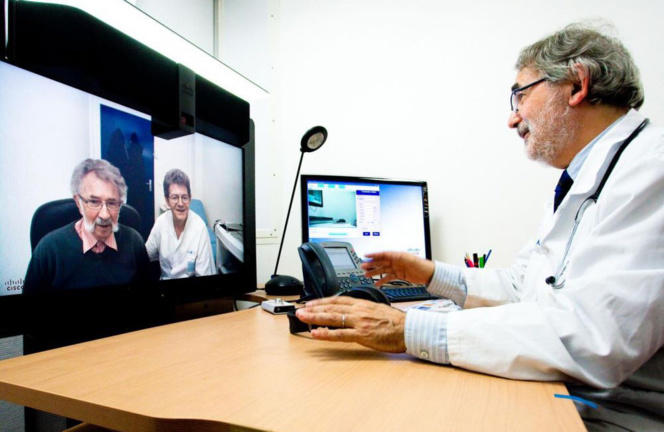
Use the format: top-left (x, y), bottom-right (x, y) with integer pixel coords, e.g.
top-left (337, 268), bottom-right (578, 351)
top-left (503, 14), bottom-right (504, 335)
top-left (405, 308), bottom-right (457, 364)
top-left (427, 261), bottom-right (468, 307)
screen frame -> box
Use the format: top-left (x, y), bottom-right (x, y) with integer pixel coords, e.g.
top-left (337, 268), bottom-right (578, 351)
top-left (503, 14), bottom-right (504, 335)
top-left (300, 174), bottom-right (432, 260)
top-left (0, 0), bottom-right (257, 337)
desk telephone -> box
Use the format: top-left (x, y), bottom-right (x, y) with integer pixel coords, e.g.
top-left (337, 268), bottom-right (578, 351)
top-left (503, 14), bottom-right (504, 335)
top-left (288, 242), bottom-right (389, 334)
top-left (297, 241), bottom-right (389, 305)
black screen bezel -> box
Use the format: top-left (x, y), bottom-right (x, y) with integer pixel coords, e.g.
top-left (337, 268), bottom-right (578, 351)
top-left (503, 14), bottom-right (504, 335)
top-left (0, 0), bottom-right (257, 337)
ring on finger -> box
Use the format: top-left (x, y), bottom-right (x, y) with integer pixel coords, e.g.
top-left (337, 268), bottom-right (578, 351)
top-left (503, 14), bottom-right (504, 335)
top-left (341, 314), bottom-right (346, 328)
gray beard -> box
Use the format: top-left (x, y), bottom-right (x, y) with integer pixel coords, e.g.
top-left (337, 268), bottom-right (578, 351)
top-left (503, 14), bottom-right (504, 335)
top-left (521, 94), bottom-right (576, 166)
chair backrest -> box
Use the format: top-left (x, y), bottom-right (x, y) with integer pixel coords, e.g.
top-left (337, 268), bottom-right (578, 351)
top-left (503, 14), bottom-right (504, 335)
top-left (188, 198), bottom-right (217, 263)
top-left (189, 199), bottom-right (209, 226)
top-left (30, 198), bottom-right (143, 251)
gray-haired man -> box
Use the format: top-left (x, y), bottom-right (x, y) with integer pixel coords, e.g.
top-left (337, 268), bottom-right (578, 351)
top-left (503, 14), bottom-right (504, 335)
top-left (297, 23), bottom-right (664, 431)
top-left (24, 158), bottom-right (150, 293)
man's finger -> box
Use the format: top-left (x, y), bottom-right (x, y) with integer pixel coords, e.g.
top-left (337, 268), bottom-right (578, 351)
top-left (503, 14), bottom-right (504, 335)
top-left (296, 310), bottom-right (345, 327)
top-left (311, 327), bottom-right (359, 343)
top-left (363, 268), bottom-right (384, 278)
top-left (304, 296), bottom-right (358, 308)
top-left (361, 258), bottom-right (384, 268)
top-left (374, 275), bottom-right (395, 286)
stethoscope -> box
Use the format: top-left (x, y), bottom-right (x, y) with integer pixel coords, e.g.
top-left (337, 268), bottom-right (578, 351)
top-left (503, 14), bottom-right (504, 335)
top-left (545, 118), bottom-right (650, 288)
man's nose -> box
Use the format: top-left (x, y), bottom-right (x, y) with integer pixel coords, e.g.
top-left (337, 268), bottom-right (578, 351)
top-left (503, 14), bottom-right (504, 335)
top-left (507, 110), bottom-right (521, 129)
top-left (99, 203), bottom-right (111, 219)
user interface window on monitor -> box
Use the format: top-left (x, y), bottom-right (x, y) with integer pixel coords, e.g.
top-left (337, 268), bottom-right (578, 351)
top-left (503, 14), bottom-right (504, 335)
top-left (301, 175), bottom-right (432, 261)
top-left (0, 61), bottom-right (244, 296)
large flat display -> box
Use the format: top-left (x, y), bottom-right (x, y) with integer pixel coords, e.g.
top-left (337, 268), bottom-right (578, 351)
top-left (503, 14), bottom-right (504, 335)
top-left (0, 61), bottom-right (245, 296)
top-left (0, 1), bottom-right (256, 340)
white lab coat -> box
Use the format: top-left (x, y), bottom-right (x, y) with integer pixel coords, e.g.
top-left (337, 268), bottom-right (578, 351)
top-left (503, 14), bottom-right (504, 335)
top-left (446, 110), bottom-right (664, 396)
top-left (145, 210), bottom-right (216, 279)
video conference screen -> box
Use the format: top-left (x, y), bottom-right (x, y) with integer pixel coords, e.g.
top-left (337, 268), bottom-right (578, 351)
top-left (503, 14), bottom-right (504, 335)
top-left (0, 61), bottom-right (245, 296)
top-left (301, 176), bottom-right (431, 261)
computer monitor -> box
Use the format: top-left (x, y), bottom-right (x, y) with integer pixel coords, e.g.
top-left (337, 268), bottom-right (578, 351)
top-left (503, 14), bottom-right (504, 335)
top-left (300, 175), bottom-right (432, 261)
top-left (0, 1), bottom-right (257, 338)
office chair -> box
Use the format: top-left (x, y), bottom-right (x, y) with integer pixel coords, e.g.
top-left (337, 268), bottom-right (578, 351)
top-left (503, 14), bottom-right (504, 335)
top-left (30, 198), bottom-right (144, 251)
top-left (189, 198), bottom-right (217, 263)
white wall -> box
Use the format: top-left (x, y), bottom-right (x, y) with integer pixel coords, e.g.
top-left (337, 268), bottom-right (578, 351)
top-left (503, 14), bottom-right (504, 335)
top-left (129, 0), bottom-right (664, 285)
top-left (219, 0), bottom-right (282, 246)
top-left (153, 134), bottom-right (243, 225)
top-left (0, 64), bottom-right (92, 295)
top-left (195, 134), bottom-right (244, 225)
top-left (134, 0), bottom-right (215, 55)
top-left (255, 0), bottom-right (664, 283)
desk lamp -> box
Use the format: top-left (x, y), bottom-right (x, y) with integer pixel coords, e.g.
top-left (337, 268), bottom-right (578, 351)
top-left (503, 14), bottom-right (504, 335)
top-left (265, 126), bottom-right (328, 295)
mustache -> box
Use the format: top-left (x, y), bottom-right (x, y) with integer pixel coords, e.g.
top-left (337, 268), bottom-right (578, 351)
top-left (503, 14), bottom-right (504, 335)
top-left (95, 217), bottom-right (113, 227)
top-left (517, 122), bottom-right (530, 139)
top-left (83, 217), bottom-right (119, 233)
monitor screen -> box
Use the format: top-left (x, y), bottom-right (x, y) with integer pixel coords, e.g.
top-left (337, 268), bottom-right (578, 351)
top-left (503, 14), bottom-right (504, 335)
top-left (0, 60), bottom-right (248, 297)
top-left (301, 175), bottom-right (432, 261)
top-left (0, 1), bottom-right (257, 334)
top-left (323, 246), bottom-right (358, 269)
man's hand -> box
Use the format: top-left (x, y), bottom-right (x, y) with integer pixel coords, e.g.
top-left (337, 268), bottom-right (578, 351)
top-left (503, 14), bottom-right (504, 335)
top-left (362, 251), bottom-right (435, 286)
top-left (295, 296), bottom-right (407, 353)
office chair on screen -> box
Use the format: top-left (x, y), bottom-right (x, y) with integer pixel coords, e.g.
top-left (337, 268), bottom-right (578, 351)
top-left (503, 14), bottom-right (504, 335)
top-left (30, 198), bottom-right (144, 251)
top-left (189, 198), bottom-right (217, 263)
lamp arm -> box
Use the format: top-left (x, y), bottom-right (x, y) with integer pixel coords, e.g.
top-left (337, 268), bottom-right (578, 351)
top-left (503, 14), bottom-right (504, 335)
top-left (273, 151), bottom-right (305, 276)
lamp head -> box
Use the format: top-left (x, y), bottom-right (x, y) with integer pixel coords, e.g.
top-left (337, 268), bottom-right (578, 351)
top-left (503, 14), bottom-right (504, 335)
top-left (300, 126), bottom-right (328, 153)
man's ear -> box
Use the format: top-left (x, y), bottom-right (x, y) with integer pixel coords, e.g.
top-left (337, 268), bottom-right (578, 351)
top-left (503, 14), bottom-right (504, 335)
top-left (569, 63), bottom-right (589, 107)
top-left (73, 195), bottom-right (84, 216)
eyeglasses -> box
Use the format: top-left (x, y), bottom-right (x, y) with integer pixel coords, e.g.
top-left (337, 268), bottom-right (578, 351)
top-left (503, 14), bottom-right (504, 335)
top-left (168, 194), bottom-right (190, 203)
top-left (78, 194), bottom-right (122, 211)
top-left (510, 77), bottom-right (548, 112)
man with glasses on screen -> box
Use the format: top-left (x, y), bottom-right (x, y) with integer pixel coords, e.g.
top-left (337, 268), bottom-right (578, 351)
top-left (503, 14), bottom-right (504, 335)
top-left (145, 169), bottom-right (215, 279)
top-left (296, 23), bottom-right (664, 431)
top-left (24, 159), bottom-right (150, 293)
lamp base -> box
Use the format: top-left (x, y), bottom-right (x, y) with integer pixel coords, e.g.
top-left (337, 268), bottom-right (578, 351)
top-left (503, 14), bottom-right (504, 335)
top-left (265, 274), bottom-right (304, 296)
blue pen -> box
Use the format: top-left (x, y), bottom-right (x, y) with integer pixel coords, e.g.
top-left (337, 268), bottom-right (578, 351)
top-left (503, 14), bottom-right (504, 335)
top-left (485, 249), bottom-right (492, 265)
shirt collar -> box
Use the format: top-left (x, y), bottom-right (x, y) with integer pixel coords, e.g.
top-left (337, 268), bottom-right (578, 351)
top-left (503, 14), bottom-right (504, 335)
top-left (75, 219), bottom-right (118, 253)
top-left (566, 113), bottom-right (626, 180)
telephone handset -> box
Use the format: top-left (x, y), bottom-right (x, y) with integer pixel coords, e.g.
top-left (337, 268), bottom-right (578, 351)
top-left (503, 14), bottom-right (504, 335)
top-left (297, 241), bottom-right (389, 305)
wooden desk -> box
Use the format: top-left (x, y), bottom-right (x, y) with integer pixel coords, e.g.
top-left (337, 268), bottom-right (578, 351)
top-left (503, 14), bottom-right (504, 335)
top-left (0, 307), bottom-right (585, 431)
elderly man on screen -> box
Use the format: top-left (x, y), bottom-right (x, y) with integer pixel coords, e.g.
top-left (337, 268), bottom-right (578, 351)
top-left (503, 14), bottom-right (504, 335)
top-left (23, 158), bottom-right (150, 293)
top-left (296, 23), bottom-right (664, 431)
top-left (146, 169), bottom-right (215, 279)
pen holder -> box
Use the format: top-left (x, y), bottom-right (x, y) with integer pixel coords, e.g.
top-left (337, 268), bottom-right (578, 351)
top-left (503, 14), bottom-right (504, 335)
top-left (465, 250), bottom-right (491, 268)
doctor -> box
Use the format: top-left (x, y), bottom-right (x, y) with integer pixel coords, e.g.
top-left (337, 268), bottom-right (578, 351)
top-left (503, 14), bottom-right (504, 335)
top-left (296, 22), bottom-right (664, 431)
top-left (146, 169), bottom-right (215, 279)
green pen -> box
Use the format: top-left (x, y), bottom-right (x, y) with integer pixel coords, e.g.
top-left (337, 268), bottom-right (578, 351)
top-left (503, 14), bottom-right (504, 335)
top-left (479, 256), bottom-right (485, 268)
